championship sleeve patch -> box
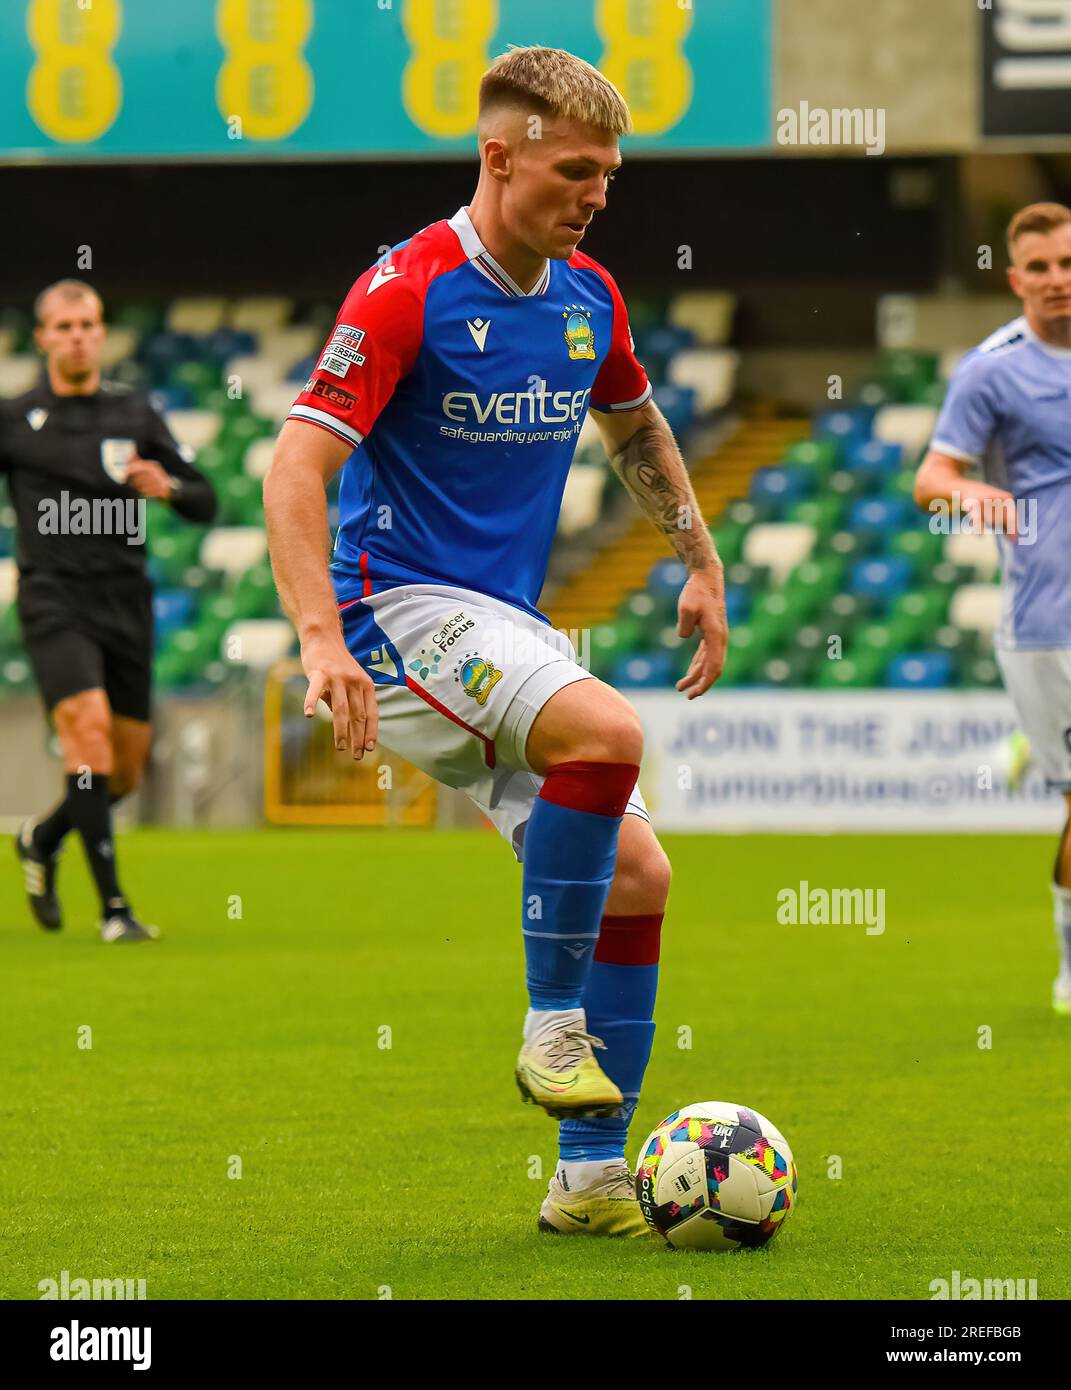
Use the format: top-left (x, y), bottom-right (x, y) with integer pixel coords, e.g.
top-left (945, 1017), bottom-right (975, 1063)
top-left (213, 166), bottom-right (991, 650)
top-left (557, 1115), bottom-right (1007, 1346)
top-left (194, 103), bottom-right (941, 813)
top-left (317, 324), bottom-right (367, 379)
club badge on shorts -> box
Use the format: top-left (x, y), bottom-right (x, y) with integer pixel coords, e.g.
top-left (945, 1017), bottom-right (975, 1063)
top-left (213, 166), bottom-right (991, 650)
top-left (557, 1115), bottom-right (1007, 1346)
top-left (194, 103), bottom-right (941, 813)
top-left (100, 438), bottom-right (136, 484)
top-left (455, 653), bottom-right (503, 705)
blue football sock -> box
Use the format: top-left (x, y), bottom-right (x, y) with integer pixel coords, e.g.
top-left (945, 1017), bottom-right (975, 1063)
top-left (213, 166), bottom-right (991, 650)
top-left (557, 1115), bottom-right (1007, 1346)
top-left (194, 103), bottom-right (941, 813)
top-left (521, 761), bottom-right (638, 1011)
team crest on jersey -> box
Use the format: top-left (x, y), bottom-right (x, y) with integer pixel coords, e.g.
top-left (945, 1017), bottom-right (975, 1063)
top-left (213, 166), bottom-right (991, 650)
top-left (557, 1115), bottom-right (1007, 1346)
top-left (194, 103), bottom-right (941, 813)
top-left (454, 652), bottom-right (503, 705)
top-left (562, 305), bottom-right (595, 361)
top-left (26, 408), bottom-right (48, 431)
top-left (100, 438), bottom-right (136, 484)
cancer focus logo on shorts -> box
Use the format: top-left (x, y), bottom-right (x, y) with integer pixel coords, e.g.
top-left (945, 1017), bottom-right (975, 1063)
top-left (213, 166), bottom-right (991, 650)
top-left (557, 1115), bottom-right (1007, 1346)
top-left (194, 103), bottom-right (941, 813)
top-left (454, 651), bottom-right (503, 706)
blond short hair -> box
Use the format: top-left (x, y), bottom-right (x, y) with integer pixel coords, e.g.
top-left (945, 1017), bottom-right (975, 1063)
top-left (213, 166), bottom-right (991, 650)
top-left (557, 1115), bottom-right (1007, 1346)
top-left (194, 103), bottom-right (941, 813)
top-left (479, 45), bottom-right (632, 136)
top-left (1006, 202), bottom-right (1071, 259)
top-left (34, 278), bottom-right (103, 326)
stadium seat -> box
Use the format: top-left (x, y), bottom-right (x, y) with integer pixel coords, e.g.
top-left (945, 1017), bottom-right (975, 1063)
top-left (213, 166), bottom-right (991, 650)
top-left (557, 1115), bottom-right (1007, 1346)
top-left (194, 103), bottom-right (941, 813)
top-left (101, 326), bottom-right (140, 369)
top-left (666, 291), bottom-right (735, 346)
top-left (258, 325), bottom-right (322, 368)
top-left (153, 589), bottom-right (195, 644)
top-left (872, 404), bottom-right (937, 457)
top-left (756, 651), bottom-right (815, 688)
top-left (589, 620), bottom-right (642, 680)
top-left (251, 381), bottom-right (302, 426)
top-left (848, 556), bottom-right (914, 606)
top-left (885, 651), bottom-right (954, 689)
top-left (748, 465), bottom-right (815, 513)
top-left (815, 653), bottom-right (886, 688)
top-left (949, 583), bottom-right (1003, 640)
top-left (610, 651), bottom-right (675, 689)
top-left (814, 408), bottom-right (873, 460)
top-left (0, 557), bottom-right (17, 605)
top-left (200, 526), bottom-right (268, 576)
top-left (724, 584), bottom-right (751, 625)
top-left (847, 496), bottom-right (912, 537)
top-left (788, 496), bottom-right (844, 537)
top-left (618, 589), bottom-right (676, 639)
top-left (667, 348), bottom-right (738, 413)
top-left (891, 586), bottom-right (950, 638)
top-left (652, 384), bottom-right (697, 436)
top-left (944, 530), bottom-right (1000, 580)
top-left (784, 439), bottom-right (839, 478)
top-left (165, 408), bottom-right (223, 451)
top-left (229, 297), bottom-right (292, 333)
top-left (742, 522), bottom-right (816, 585)
top-left (221, 619), bottom-right (293, 669)
top-left (166, 297), bottom-right (229, 335)
top-left (845, 439), bottom-right (903, 477)
top-left (0, 356), bottom-right (42, 396)
top-left (559, 464), bottom-right (606, 536)
top-left (785, 555), bottom-right (845, 607)
top-left (242, 438), bottom-right (275, 481)
top-left (889, 527), bottom-right (943, 575)
top-left (203, 327), bottom-right (257, 361)
top-left (647, 557), bottom-right (689, 597)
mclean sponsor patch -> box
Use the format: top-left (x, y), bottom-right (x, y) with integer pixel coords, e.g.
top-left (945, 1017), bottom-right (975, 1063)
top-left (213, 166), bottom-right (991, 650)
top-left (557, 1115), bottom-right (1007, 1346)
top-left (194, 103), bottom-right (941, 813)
top-left (306, 378), bottom-right (358, 411)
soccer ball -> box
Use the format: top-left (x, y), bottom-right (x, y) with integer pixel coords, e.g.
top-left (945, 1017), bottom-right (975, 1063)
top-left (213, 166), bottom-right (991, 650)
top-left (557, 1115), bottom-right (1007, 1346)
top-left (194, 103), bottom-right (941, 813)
top-left (636, 1101), bottom-right (797, 1250)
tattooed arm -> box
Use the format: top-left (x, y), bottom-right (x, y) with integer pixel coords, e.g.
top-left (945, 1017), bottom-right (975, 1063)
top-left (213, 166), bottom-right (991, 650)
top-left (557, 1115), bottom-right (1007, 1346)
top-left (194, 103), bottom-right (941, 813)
top-left (593, 400), bottom-right (727, 697)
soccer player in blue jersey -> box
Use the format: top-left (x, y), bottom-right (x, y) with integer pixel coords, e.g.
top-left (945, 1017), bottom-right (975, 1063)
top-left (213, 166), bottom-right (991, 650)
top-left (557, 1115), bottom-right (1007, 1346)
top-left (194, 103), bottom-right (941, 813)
top-left (915, 201), bottom-right (1071, 1015)
top-left (264, 46), bottom-right (728, 1235)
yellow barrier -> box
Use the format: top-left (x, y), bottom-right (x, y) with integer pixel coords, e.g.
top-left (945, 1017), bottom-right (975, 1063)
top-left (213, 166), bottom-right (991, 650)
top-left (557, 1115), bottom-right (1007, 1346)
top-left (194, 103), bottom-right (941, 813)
top-left (263, 659), bottom-right (437, 826)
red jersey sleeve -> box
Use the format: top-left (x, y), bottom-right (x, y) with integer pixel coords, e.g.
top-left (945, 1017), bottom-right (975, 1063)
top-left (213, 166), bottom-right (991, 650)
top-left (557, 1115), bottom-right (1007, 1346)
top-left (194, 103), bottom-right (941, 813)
top-left (589, 269), bottom-right (653, 414)
top-left (288, 262), bottom-right (425, 449)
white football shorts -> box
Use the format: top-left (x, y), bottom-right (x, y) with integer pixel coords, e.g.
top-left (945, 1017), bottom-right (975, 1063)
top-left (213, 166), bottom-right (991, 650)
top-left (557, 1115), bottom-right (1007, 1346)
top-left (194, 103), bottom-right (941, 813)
top-left (337, 581), bottom-right (650, 858)
top-left (995, 645), bottom-right (1071, 792)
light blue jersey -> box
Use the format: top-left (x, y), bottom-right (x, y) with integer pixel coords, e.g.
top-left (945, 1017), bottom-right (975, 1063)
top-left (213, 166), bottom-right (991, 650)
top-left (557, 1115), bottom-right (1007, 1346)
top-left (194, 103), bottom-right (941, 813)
top-left (932, 315), bottom-right (1071, 649)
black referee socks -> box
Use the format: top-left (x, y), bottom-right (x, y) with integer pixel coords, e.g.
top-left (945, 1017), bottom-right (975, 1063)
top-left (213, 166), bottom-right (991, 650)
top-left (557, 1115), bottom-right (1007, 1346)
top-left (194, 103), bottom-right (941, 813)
top-left (62, 773), bottom-right (128, 915)
top-left (34, 783), bottom-right (126, 858)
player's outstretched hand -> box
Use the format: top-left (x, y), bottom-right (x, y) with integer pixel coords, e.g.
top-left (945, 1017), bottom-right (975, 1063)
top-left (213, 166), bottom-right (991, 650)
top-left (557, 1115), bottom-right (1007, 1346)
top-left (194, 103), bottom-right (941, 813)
top-left (301, 637), bottom-right (379, 760)
top-left (675, 568), bottom-right (728, 699)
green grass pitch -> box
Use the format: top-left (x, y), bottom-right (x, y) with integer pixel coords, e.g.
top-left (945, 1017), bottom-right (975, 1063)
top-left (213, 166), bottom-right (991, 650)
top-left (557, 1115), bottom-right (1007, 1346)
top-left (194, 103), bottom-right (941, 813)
top-left (2, 827), bottom-right (1067, 1301)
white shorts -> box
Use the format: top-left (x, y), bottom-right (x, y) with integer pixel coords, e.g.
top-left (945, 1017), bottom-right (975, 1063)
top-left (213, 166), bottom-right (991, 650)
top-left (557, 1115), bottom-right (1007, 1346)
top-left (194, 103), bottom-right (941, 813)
top-left (338, 582), bottom-right (650, 858)
top-left (996, 646), bottom-right (1071, 792)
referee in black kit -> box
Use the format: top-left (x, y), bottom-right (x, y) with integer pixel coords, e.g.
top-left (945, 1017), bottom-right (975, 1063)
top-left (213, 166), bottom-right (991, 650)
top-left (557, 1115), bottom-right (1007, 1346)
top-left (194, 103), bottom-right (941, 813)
top-left (1, 280), bottom-right (217, 941)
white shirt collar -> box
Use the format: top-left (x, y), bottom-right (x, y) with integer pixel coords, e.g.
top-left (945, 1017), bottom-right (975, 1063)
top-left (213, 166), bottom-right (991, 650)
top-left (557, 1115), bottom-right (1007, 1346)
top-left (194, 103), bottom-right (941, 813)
top-left (1022, 316), bottom-right (1071, 360)
top-left (448, 206), bottom-right (551, 298)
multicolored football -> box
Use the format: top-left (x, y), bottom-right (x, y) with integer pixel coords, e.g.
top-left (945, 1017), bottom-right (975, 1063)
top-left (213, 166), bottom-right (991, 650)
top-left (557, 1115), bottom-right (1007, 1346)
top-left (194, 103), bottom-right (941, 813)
top-left (636, 1101), bottom-right (798, 1250)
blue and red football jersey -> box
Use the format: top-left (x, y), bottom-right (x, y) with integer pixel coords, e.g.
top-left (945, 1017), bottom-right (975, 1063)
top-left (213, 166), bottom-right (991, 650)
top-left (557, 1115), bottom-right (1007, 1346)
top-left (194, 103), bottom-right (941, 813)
top-left (288, 206), bottom-right (652, 621)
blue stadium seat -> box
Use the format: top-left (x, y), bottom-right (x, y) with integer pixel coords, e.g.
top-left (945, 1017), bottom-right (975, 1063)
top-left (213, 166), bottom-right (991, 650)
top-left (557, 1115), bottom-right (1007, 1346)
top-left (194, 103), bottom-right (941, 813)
top-left (204, 328), bottom-right (257, 361)
top-left (749, 464), bottom-right (815, 512)
top-left (847, 495), bottom-right (912, 537)
top-left (636, 324), bottom-right (695, 361)
top-left (652, 384), bottom-right (697, 436)
top-left (153, 589), bottom-right (195, 644)
top-left (845, 439), bottom-right (903, 476)
top-left (149, 385), bottom-right (194, 412)
top-left (287, 353), bottom-right (319, 384)
top-left (885, 651), bottom-right (954, 689)
top-left (848, 556), bottom-right (914, 605)
top-left (647, 557), bottom-right (689, 596)
top-left (610, 651), bottom-right (675, 689)
top-left (724, 584), bottom-right (750, 625)
top-left (814, 408), bottom-right (873, 460)
top-left (139, 331), bottom-right (202, 385)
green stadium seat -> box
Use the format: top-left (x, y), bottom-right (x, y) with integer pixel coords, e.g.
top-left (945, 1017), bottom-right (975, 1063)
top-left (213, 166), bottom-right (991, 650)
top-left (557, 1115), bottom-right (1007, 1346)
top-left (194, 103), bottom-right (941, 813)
top-left (709, 523), bottom-right (745, 568)
top-left (785, 556), bottom-right (846, 607)
top-left (756, 651), bottom-right (816, 687)
top-left (888, 527), bottom-right (942, 576)
top-left (964, 656), bottom-right (1002, 688)
top-left (815, 652), bottom-right (886, 689)
top-left (233, 564), bottom-right (280, 619)
top-left (783, 438), bottom-right (840, 477)
top-left (752, 588), bottom-right (817, 639)
top-left (589, 619), bottom-right (643, 680)
top-left (716, 621), bottom-right (772, 686)
top-left (829, 530), bottom-right (882, 562)
top-left (890, 587), bottom-right (950, 640)
top-left (788, 495), bottom-right (844, 537)
top-left (220, 474), bottom-right (264, 525)
top-left (618, 589), bottom-right (677, 636)
top-left (878, 349), bottom-right (939, 403)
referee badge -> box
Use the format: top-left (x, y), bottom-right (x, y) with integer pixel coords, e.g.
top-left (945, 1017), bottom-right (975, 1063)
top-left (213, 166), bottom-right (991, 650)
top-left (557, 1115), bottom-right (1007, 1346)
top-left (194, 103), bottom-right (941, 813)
top-left (26, 408), bottom-right (48, 431)
top-left (100, 438), bottom-right (136, 485)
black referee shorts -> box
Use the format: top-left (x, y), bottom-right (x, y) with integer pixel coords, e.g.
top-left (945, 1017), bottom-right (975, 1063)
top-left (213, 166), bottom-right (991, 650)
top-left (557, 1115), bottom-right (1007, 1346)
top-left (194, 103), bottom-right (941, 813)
top-left (17, 572), bottom-right (155, 722)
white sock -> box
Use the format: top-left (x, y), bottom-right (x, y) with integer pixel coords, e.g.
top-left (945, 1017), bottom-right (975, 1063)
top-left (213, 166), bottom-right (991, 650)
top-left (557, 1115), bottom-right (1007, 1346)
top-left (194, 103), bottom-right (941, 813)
top-left (557, 1158), bottom-right (623, 1191)
top-left (1052, 883), bottom-right (1071, 980)
top-left (524, 1006), bottom-right (584, 1046)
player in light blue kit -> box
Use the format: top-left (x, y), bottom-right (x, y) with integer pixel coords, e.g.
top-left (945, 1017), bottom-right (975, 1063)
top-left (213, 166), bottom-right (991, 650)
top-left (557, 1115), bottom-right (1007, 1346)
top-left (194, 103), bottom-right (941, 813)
top-left (915, 202), bottom-right (1071, 1014)
top-left (264, 47), bottom-right (728, 1235)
